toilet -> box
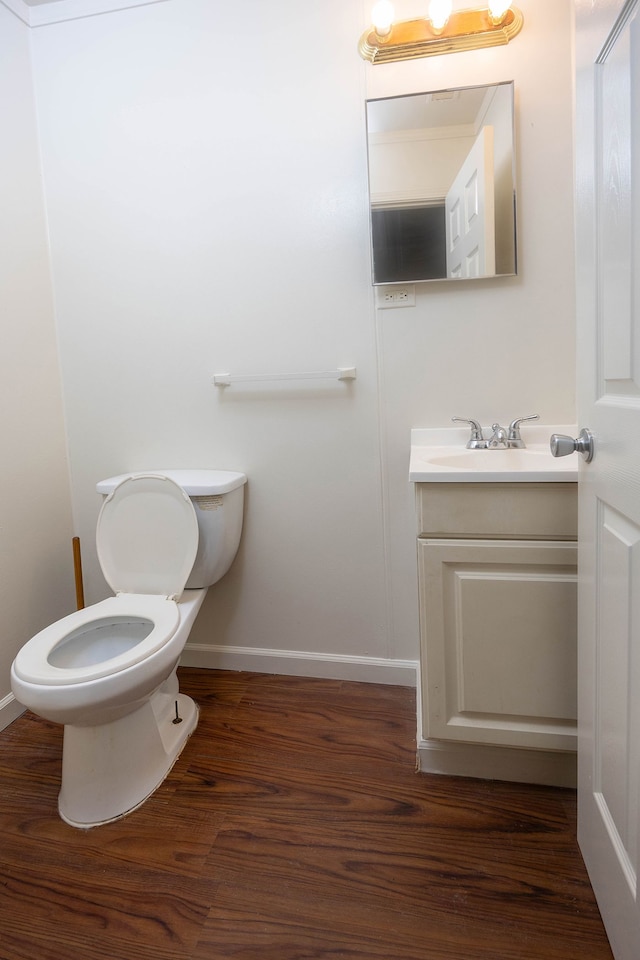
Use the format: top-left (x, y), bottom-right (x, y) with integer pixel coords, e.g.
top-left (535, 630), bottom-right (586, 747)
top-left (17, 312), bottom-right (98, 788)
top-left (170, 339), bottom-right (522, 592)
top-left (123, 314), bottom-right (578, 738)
top-left (11, 469), bottom-right (246, 828)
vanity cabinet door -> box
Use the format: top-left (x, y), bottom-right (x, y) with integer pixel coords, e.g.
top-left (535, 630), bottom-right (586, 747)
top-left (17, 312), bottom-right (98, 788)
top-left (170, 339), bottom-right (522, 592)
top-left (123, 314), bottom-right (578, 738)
top-left (418, 538), bottom-right (578, 753)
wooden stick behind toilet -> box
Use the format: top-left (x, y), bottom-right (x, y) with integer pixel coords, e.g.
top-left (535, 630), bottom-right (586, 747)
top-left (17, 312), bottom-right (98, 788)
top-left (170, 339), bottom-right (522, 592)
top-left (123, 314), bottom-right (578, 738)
top-left (72, 537), bottom-right (85, 610)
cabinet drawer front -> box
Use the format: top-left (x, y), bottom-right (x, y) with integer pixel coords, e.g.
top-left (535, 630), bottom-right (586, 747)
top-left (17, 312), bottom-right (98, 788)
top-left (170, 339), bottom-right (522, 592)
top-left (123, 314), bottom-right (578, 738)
top-left (418, 538), bottom-right (578, 752)
top-left (416, 482), bottom-right (577, 539)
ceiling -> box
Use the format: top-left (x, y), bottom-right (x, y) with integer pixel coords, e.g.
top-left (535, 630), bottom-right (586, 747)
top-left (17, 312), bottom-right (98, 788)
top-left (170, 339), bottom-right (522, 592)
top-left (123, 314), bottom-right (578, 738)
top-left (367, 85), bottom-right (495, 135)
top-left (3, 0), bottom-right (168, 26)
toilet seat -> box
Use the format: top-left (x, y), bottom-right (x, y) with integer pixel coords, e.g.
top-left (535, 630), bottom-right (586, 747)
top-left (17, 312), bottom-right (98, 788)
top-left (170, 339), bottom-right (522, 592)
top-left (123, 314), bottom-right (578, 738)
top-left (12, 595), bottom-right (180, 686)
top-left (13, 475), bottom-right (200, 688)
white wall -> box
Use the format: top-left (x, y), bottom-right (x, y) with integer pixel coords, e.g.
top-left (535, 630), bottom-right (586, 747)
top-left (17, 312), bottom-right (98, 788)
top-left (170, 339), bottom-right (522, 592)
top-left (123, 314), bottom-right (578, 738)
top-left (21, 0), bottom-right (574, 684)
top-left (0, 3), bottom-right (75, 726)
top-left (368, 0), bottom-right (576, 668)
top-left (29, 0), bottom-right (403, 682)
top-left (368, 130), bottom-right (476, 203)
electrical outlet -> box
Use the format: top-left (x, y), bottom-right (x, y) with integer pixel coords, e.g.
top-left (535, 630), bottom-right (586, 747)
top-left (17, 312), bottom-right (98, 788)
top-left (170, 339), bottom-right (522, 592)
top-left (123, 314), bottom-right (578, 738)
top-left (376, 284), bottom-right (416, 309)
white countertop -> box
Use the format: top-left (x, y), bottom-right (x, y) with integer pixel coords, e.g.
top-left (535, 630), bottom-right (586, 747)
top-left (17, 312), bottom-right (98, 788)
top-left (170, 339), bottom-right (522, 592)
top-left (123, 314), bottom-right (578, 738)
top-left (410, 425), bottom-right (579, 482)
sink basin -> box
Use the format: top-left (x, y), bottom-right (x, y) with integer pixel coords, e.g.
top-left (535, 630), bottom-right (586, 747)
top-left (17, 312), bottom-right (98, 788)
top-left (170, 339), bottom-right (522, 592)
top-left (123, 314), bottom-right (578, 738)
top-left (427, 448), bottom-right (554, 470)
top-left (410, 427), bottom-right (579, 482)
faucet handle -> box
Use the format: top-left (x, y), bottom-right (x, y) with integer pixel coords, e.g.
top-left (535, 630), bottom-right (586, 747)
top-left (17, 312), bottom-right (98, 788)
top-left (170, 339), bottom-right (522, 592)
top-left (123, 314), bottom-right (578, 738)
top-left (452, 417), bottom-right (485, 448)
top-left (508, 414), bottom-right (540, 443)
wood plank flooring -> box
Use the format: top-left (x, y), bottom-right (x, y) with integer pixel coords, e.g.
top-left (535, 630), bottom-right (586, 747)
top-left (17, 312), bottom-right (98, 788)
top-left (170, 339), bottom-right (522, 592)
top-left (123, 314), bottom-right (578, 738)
top-left (0, 668), bottom-right (613, 960)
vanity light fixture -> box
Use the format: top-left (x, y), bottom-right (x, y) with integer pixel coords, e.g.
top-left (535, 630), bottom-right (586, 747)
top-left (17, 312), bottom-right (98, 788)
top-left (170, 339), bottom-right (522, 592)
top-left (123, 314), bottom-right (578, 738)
top-left (360, 2), bottom-right (523, 64)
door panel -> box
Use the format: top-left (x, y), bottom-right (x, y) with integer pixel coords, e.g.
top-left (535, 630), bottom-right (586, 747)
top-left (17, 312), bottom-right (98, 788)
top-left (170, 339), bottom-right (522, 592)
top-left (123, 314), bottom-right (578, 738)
top-left (596, 505), bottom-right (640, 888)
top-left (600, 19), bottom-right (633, 382)
top-left (445, 125), bottom-right (495, 278)
top-left (576, 0), bottom-right (640, 955)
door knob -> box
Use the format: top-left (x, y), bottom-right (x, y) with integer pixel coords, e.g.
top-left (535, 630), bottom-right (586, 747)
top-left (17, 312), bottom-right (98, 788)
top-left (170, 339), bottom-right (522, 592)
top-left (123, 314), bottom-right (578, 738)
top-left (549, 428), bottom-right (594, 462)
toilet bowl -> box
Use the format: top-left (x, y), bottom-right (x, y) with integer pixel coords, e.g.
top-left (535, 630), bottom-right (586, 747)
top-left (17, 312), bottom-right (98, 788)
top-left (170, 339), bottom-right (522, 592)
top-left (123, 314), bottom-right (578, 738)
top-left (11, 469), bottom-right (246, 828)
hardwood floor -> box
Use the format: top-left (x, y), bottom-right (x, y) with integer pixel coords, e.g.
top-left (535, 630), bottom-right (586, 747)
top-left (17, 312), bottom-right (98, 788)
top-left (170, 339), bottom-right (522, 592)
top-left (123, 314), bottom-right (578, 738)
top-left (0, 668), bottom-right (613, 960)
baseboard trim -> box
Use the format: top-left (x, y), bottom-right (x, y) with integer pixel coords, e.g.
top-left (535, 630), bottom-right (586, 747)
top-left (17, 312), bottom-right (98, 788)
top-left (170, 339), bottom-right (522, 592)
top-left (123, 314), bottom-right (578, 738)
top-left (180, 644), bottom-right (418, 687)
top-left (0, 692), bottom-right (26, 731)
top-left (417, 737), bottom-right (577, 789)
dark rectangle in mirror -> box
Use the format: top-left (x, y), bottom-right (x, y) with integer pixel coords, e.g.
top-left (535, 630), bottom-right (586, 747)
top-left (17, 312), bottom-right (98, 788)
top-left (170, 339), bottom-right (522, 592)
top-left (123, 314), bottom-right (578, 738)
top-left (372, 205), bottom-right (446, 282)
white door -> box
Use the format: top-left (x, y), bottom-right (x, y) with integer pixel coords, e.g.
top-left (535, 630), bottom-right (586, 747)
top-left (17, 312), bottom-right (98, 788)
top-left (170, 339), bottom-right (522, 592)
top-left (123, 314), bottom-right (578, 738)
top-left (575, 1), bottom-right (640, 956)
top-left (445, 125), bottom-right (496, 279)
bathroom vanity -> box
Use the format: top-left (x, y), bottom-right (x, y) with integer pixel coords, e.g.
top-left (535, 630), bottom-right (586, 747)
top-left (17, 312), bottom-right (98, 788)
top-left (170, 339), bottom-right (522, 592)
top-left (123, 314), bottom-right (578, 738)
top-left (410, 427), bottom-right (578, 787)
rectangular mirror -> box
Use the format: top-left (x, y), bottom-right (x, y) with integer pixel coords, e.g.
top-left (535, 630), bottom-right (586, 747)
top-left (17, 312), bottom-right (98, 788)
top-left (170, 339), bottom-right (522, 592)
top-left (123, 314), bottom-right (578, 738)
top-left (366, 81), bottom-right (516, 284)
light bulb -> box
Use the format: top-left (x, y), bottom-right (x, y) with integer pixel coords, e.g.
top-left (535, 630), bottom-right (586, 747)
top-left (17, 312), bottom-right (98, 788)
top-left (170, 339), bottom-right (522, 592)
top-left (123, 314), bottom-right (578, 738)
top-left (428, 0), bottom-right (453, 33)
top-left (371, 0), bottom-right (395, 37)
top-left (487, 0), bottom-right (512, 23)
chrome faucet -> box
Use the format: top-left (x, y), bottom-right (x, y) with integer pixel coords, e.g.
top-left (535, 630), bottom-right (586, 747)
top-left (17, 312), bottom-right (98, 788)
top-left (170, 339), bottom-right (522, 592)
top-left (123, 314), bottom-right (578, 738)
top-left (488, 423), bottom-right (509, 448)
top-left (451, 417), bottom-right (487, 449)
top-left (453, 414), bottom-right (539, 450)
top-left (507, 415), bottom-right (540, 447)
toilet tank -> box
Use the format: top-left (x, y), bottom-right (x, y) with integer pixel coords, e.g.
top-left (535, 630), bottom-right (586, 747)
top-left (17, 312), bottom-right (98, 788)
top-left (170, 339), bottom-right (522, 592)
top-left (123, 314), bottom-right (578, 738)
top-left (96, 470), bottom-right (247, 589)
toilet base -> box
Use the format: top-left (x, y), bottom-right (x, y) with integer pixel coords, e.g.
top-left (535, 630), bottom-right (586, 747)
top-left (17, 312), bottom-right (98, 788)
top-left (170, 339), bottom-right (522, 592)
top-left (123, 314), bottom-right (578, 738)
top-left (58, 674), bottom-right (198, 828)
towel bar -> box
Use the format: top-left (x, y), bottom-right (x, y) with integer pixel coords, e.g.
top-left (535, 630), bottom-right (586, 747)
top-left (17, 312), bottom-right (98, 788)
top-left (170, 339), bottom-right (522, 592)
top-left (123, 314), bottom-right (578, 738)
top-left (213, 367), bottom-right (356, 386)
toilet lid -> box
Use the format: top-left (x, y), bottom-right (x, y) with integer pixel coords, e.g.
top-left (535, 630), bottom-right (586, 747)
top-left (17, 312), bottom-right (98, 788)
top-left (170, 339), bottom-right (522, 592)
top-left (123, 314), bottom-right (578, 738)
top-left (97, 474), bottom-right (199, 599)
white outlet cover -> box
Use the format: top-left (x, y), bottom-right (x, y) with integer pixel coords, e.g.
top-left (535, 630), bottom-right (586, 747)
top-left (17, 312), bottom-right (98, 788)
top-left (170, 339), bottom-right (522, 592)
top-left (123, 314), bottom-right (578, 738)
top-left (375, 285), bottom-right (416, 309)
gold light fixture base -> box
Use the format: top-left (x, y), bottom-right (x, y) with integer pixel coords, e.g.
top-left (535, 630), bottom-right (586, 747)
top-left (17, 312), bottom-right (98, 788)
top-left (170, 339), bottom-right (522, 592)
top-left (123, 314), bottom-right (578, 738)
top-left (359, 6), bottom-right (523, 64)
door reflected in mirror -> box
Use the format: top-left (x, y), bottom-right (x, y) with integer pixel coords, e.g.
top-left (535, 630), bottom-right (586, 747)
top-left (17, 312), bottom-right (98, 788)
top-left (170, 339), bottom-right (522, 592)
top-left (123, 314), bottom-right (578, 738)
top-left (366, 81), bottom-right (516, 284)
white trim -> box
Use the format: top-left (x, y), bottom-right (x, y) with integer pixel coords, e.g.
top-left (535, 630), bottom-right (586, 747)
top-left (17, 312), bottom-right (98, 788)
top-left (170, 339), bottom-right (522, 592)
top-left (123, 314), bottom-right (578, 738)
top-left (417, 737), bottom-right (577, 788)
top-left (0, 0), bottom-right (169, 27)
top-left (0, 692), bottom-right (26, 731)
top-left (0, 0), bottom-right (30, 24)
top-left (371, 193), bottom-right (444, 210)
top-left (181, 644), bottom-right (418, 687)
top-left (368, 124), bottom-right (477, 147)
